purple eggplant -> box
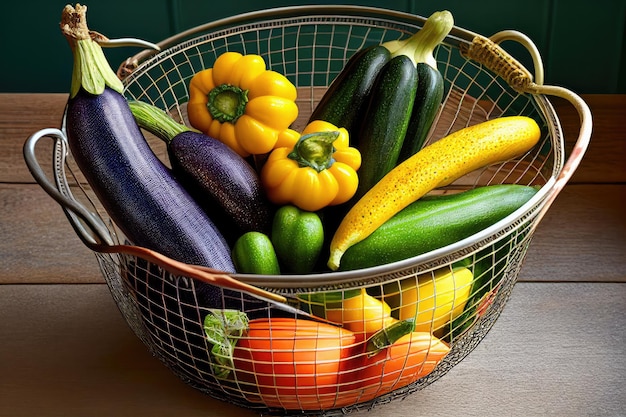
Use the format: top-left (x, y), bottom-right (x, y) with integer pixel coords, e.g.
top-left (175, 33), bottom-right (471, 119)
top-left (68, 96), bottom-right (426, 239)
top-left (128, 100), bottom-right (273, 243)
top-left (61, 5), bottom-right (235, 302)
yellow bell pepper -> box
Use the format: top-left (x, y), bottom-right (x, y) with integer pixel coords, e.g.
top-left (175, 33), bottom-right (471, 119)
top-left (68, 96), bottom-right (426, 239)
top-left (260, 120), bottom-right (361, 212)
top-left (187, 52), bottom-right (299, 157)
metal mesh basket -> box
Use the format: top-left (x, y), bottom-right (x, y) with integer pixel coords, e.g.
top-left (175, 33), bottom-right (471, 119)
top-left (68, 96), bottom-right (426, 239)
top-left (24, 6), bottom-right (591, 416)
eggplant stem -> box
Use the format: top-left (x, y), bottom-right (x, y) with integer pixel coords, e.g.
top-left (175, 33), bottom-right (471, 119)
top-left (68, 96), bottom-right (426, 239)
top-left (128, 100), bottom-right (192, 144)
top-left (60, 4), bottom-right (124, 97)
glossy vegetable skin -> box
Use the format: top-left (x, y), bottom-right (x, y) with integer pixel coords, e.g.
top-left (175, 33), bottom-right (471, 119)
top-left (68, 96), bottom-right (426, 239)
top-left (271, 205), bottom-right (324, 274)
top-left (328, 116), bottom-right (542, 270)
top-left (129, 100), bottom-right (273, 240)
top-left (339, 331), bottom-right (450, 405)
top-left (389, 10), bottom-right (453, 162)
top-left (233, 317), bottom-right (357, 410)
top-left (338, 184), bottom-right (539, 271)
top-left (187, 52), bottom-right (299, 157)
top-left (353, 54), bottom-right (418, 198)
top-left (308, 45), bottom-right (391, 135)
top-left (398, 63), bottom-right (444, 161)
top-left (300, 288), bottom-right (396, 339)
top-left (261, 120), bottom-right (361, 212)
top-left (396, 266), bottom-right (473, 332)
top-left (232, 232), bottom-right (280, 275)
top-left (61, 5), bottom-right (235, 291)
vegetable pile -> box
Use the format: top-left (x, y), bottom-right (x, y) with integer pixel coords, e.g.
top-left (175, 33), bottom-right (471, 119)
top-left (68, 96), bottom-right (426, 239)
top-left (58, 4), bottom-right (543, 411)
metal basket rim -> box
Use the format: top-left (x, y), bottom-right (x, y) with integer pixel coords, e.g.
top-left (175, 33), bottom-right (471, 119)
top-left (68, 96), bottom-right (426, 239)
top-left (56, 6), bottom-right (568, 290)
top-left (120, 5), bottom-right (479, 75)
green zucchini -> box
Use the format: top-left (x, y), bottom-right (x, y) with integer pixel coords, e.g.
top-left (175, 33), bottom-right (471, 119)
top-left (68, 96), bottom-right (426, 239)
top-left (232, 232), bottom-right (280, 275)
top-left (352, 54), bottom-right (418, 199)
top-left (398, 63), bottom-right (445, 162)
top-left (387, 10), bottom-right (453, 162)
top-left (271, 205), bottom-right (324, 274)
top-left (308, 45), bottom-right (391, 136)
top-left (338, 184), bottom-right (538, 271)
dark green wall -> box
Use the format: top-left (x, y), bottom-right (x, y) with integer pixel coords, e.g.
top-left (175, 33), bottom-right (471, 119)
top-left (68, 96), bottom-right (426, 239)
top-left (2, 0), bottom-right (624, 93)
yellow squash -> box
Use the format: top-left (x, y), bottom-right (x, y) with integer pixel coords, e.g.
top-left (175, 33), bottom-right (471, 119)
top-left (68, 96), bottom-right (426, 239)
top-left (327, 116), bottom-right (541, 270)
top-left (323, 288), bottom-right (396, 336)
top-left (396, 266), bottom-right (473, 332)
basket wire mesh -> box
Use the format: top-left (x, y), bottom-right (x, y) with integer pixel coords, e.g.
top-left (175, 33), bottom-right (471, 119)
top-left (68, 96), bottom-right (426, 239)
top-left (25, 5), bottom-right (592, 416)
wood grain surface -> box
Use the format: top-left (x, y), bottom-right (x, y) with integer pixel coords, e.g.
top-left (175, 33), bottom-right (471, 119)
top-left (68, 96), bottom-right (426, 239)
top-left (1, 93), bottom-right (624, 416)
top-left (1, 282), bottom-right (624, 417)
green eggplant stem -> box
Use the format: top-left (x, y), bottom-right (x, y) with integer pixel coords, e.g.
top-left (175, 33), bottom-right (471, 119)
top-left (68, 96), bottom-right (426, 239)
top-left (128, 100), bottom-right (193, 144)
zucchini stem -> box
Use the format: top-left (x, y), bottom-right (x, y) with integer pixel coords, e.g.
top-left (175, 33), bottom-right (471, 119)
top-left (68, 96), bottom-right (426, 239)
top-left (60, 4), bottom-right (124, 98)
top-left (383, 10), bottom-right (454, 68)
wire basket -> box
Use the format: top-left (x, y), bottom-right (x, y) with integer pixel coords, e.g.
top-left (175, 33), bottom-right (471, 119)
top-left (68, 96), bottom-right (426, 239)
top-left (24, 6), bottom-right (591, 416)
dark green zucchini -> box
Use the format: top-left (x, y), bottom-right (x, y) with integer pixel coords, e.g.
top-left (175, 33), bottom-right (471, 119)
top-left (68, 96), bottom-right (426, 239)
top-left (386, 10), bottom-right (453, 162)
top-left (398, 63), bottom-right (444, 162)
top-left (339, 184), bottom-right (538, 271)
top-left (308, 45), bottom-right (390, 137)
top-left (352, 54), bottom-right (418, 199)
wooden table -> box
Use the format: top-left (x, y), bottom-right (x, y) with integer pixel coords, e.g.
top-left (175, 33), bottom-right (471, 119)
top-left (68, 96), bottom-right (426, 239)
top-left (1, 93), bottom-right (624, 416)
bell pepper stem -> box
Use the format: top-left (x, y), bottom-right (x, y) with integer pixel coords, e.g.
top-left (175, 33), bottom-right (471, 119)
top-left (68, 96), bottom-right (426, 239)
top-left (288, 130), bottom-right (339, 172)
top-left (207, 83), bottom-right (249, 123)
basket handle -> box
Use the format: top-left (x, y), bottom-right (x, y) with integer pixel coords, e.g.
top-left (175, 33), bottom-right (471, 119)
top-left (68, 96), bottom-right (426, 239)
top-left (23, 127), bottom-right (289, 304)
top-left (461, 31), bottom-right (593, 227)
top-left (23, 127), bottom-right (116, 247)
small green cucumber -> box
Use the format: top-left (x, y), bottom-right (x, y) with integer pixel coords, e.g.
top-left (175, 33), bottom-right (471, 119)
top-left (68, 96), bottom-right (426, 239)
top-left (308, 45), bottom-right (391, 136)
top-left (271, 205), bottom-right (324, 274)
top-left (339, 184), bottom-right (538, 271)
top-left (353, 54), bottom-right (418, 199)
top-left (232, 232), bottom-right (280, 275)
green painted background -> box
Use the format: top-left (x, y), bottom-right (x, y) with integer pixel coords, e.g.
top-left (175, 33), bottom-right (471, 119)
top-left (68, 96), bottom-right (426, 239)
top-left (1, 0), bottom-right (624, 93)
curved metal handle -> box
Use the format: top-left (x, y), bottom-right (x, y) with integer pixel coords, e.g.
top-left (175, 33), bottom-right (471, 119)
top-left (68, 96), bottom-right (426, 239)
top-left (23, 128), bottom-right (292, 306)
top-left (461, 31), bottom-right (592, 228)
top-left (23, 128), bottom-right (115, 247)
